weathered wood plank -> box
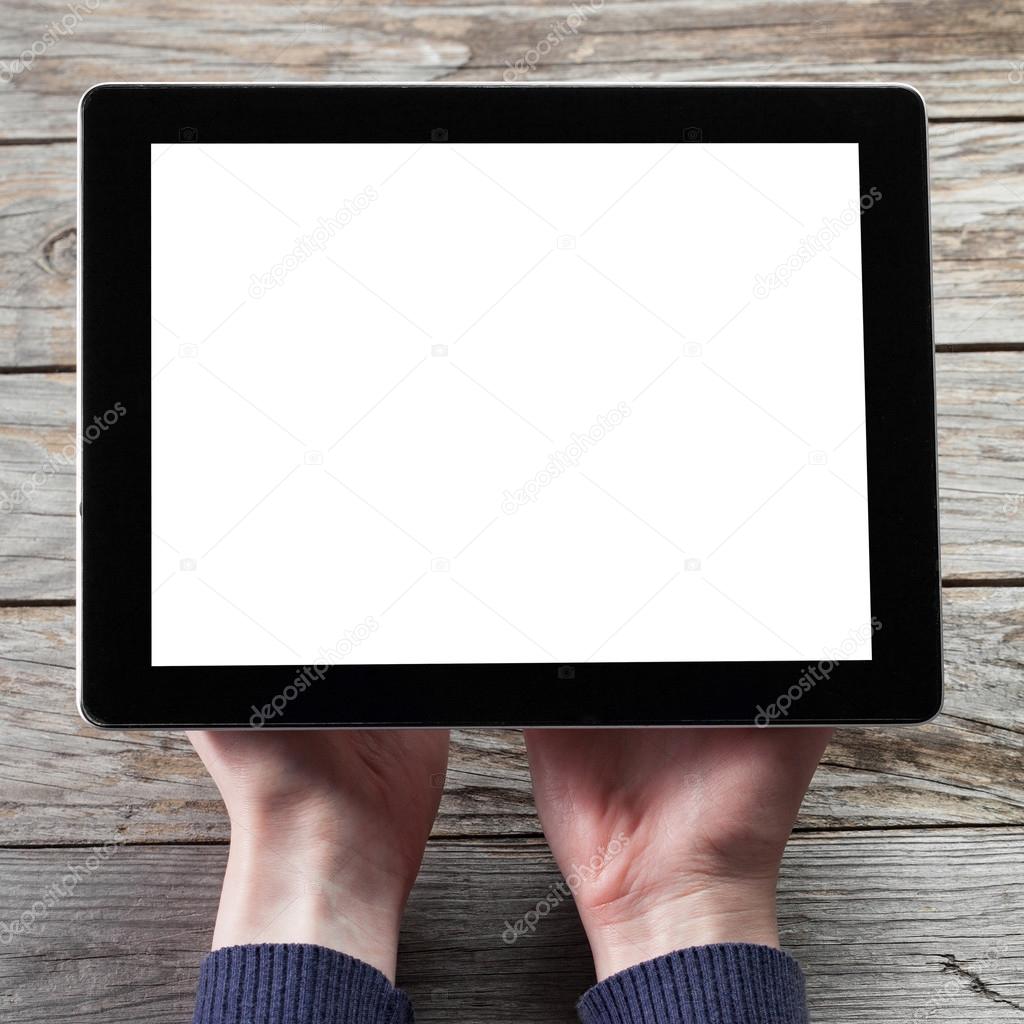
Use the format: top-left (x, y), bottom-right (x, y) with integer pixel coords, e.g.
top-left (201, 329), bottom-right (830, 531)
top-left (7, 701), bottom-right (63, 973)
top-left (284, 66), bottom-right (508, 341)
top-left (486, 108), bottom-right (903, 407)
top-left (0, 831), bottom-right (1021, 1023)
top-left (1, 350), bottom-right (1021, 598)
top-left (1, 123), bottom-right (1022, 366)
top-left (0, 0), bottom-right (1022, 140)
top-left (0, 588), bottom-right (1021, 845)
top-left (938, 353), bottom-right (1024, 580)
top-left (930, 123), bottom-right (1024, 352)
top-left (0, 143), bottom-right (75, 368)
top-left (0, 373), bottom-right (76, 601)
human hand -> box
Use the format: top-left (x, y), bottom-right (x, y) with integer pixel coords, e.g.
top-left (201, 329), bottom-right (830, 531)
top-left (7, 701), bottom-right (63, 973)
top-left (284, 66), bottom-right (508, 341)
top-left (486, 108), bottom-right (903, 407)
top-left (524, 727), bottom-right (832, 980)
top-left (189, 729), bottom-right (449, 981)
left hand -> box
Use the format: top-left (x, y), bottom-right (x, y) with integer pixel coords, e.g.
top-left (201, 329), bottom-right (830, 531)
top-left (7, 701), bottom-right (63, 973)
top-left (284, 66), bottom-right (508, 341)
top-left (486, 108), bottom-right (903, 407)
top-left (189, 729), bottom-right (449, 981)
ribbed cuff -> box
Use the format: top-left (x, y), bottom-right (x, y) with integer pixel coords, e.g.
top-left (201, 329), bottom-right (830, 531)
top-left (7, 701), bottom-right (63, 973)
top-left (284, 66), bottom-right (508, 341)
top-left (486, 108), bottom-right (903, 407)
top-left (192, 944), bottom-right (414, 1024)
top-left (577, 944), bottom-right (807, 1024)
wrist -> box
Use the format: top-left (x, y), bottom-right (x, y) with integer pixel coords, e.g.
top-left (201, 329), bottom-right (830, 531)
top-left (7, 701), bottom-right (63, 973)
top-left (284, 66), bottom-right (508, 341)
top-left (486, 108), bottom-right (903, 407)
top-left (211, 824), bottom-right (404, 982)
top-left (580, 879), bottom-right (779, 981)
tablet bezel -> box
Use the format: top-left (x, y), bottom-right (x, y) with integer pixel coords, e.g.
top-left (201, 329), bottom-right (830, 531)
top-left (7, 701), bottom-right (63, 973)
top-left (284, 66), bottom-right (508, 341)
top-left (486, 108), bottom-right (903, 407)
top-left (78, 83), bottom-right (941, 727)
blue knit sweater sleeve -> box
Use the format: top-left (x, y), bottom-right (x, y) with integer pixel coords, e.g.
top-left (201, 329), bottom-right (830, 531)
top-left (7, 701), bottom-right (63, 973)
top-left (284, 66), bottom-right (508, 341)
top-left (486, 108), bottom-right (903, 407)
top-left (191, 945), bottom-right (413, 1024)
top-left (578, 944), bottom-right (808, 1024)
top-left (192, 942), bottom-right (807, 1024)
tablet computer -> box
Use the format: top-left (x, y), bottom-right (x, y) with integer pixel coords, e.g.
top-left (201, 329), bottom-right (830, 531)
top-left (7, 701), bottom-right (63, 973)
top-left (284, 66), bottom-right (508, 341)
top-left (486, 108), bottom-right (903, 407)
top-left (77, 83), bottom-right (941, 728)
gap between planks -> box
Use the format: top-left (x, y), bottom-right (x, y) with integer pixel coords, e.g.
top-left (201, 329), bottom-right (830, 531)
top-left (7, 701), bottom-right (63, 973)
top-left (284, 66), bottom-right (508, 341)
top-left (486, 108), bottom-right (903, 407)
top-left (3, 822), bottom-right (1023, 852)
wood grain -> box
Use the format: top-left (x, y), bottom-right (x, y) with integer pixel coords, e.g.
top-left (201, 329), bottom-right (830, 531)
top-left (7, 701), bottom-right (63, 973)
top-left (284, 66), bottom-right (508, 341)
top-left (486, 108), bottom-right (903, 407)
top-left (930, 123), bottom-right (1024, 352)
top-left (0, 831), bottom-right (1021, 1023)
top-left (939, 352), bottom-right (1024, 580)
top-left (0, 373), bottom-right (76, 601)
top-left (0, 143), bottom-right (75, 368)
top-left (1, 351), bottom-right (1020, 601)
top-left (0, 587), bottom-right (1021, 845)
top-left (1, 123), bottom-right (1022, 367)
top-left (0, 0), bottom-right (1023, 141)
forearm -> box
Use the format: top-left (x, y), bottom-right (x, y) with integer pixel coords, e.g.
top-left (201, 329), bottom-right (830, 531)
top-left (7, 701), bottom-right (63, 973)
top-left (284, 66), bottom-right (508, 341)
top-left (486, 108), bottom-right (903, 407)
top-left (193, 944), bottom-right (413, 1024)
top-left (211, 829), bottom-right (403, 981)
top-left (578, 943), bottom-right (808, 1024)
top-left (195, 853), bottom-right (803, 1024)
top-left (193, 830), bottom-right (413, 1024)
top-left (190, 937), bottom-right (806, 1024)
top-left (582, 878), bottom-right (780, 982)
top-left (577, 870), bottom-right (806, 1022)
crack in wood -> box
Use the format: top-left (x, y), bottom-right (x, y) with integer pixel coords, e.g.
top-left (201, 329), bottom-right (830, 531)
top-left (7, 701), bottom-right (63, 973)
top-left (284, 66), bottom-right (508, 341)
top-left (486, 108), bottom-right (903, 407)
top-left (940, 953), bottom-right (1024, 1013)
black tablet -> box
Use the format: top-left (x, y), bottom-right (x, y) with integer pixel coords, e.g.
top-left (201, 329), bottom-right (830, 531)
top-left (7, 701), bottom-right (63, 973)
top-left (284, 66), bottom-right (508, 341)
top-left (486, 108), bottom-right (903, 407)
top-left (77, 83), bottom-right (941, 728)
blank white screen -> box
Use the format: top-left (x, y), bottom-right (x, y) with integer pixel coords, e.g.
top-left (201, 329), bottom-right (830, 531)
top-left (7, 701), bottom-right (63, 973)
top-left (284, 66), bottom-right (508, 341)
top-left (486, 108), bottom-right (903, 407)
top-left (151, 142), bottom-right (871, 666)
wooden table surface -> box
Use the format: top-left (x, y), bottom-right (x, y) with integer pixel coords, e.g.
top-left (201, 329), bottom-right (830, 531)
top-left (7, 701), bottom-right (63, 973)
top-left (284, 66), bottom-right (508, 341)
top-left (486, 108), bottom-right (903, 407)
top-left (1, 2), bottom-right (1022, 1021)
